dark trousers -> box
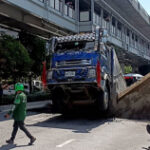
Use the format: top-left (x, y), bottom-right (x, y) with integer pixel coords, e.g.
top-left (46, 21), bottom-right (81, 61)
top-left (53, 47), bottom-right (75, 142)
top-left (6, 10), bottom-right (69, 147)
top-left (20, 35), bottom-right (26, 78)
top-left (11, 121), bottom-right (33, 141)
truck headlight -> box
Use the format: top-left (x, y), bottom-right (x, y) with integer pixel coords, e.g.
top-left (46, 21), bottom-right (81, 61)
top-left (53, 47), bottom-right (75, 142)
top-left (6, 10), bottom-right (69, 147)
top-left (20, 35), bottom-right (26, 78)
top-left (88, 69), bottom-right (96, 78)
top-left (47, 71), bottom-right (53, 80)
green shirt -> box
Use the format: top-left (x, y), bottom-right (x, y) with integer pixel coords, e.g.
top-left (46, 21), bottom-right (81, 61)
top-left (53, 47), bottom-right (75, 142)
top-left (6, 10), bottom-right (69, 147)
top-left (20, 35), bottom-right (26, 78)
top-left (9, 92), bottom-right (27, 121)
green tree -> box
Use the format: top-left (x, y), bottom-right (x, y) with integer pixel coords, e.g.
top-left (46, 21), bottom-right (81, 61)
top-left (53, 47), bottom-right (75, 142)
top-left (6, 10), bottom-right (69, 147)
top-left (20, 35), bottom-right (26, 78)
top-left (124, 65), bottom-right (133, 74)
top-left (19, 32), bottom-right (46, 77)
top-left (0, 35), bottom-right (33, 81)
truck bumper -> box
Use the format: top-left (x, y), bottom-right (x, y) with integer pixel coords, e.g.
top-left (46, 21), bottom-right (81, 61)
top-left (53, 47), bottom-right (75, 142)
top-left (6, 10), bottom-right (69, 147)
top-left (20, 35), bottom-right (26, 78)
top-left (48, 82), bottom-right (103, 106)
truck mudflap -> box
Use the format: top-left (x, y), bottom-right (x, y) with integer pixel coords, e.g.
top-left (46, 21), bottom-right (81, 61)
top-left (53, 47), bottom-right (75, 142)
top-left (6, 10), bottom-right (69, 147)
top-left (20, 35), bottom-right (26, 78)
top-left (115, 73), bottom-right (150, 119)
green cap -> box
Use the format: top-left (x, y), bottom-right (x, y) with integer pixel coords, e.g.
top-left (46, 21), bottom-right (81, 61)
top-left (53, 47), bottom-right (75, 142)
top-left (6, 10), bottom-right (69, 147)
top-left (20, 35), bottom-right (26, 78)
top-left (15, 83), bottom-right (24, 92)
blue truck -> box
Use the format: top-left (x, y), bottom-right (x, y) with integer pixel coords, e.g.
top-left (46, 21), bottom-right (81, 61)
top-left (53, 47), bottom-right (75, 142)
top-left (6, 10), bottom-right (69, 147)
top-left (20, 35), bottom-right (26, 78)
top-left (47, 27), bottom-right (118, 113)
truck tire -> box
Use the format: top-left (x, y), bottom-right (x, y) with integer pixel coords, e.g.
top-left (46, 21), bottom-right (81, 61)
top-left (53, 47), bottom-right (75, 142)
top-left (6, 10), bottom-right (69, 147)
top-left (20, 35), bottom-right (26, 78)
top-left (52, 96), bottom-right (67, 113)
top-left (51, 89), bottom-right (66, 113)
top-left (97, 86), bottom-right (110, 112)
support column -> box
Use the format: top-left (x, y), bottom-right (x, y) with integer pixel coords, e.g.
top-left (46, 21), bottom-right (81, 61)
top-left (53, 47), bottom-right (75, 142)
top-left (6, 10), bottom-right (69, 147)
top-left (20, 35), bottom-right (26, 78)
top-left (122, 25), bottom-right (126, 50)
top-left (129, 30), bottom-right (132, 47)
top-left (115, 20), bottom-right (118, 37)
top-left (120, 24), bottom-right (123, 40)
top-left (91, 0), bottom-right (94, 25)
top-left (75, 0), bottom-right (79, 21)
top-left (109, 14), bottom-right (112, 35)
top-left (124, 26), bottom-right (127, 44)
top-left (75, 0), bottom-right (79, 33)
top-left (61, 0), bottom-right (65, 16)
top-left (100, 8), bottom-right (103, 28)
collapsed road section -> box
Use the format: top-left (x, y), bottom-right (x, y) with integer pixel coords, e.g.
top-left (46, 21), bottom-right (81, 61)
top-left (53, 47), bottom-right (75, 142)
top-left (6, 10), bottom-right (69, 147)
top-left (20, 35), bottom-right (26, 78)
top-left (116, 73), bottom-right (150, 119)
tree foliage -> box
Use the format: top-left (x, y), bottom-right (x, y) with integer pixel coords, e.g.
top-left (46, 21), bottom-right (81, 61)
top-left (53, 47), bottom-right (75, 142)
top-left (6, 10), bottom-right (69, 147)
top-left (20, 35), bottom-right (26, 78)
top-left (0, 35), bottom-right (33, 80)
top-left (19, 32), bottom-right (46, 77)
top-left (0, 32), bottom-right (47, 82)
top-left (124, 65), bottom-right (133, 74)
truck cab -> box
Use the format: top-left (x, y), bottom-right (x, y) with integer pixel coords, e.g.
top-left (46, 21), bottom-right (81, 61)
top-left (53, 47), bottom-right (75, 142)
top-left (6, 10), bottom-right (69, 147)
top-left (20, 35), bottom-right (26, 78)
top-left (47, 27), bottom-right (113, 113)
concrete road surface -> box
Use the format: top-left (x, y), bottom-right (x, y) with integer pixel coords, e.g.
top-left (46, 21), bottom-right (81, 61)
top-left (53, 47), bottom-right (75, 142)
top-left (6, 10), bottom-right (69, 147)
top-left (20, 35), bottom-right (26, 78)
top-left (0, 111), bottom-right (150, 150)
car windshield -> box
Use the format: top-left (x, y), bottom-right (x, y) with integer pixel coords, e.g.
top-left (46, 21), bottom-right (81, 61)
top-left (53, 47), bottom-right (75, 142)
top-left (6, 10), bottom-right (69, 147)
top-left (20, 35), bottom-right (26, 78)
top-left (55, 41), bottom-right (95, 53)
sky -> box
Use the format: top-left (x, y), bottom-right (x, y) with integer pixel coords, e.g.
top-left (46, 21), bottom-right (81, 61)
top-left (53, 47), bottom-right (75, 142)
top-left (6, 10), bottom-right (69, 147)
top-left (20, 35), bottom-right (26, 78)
top-left (138, 0), bottom-right (150, 15)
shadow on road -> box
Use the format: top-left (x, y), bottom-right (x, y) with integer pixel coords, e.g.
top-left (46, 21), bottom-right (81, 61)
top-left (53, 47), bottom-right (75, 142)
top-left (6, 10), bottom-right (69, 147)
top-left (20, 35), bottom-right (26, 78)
top-left (0, 144), bottom-right (16, 150)
top-left (0, 111), bottom-right (37, 122)
top-left (27, 108), bottom-right (115, 133)
top-left (0, 144), bottom-right (33, 150)
top-left (142, 147), bottom-right (150, 150)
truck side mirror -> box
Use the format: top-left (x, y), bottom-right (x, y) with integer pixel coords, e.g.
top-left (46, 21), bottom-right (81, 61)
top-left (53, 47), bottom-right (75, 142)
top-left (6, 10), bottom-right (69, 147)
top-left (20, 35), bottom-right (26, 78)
top-left (94, 26), bottom-right (100, 51)
top-left (47, 38), bottom-right (56, 55)
top-left (46, 42), bottom-right (50, 56)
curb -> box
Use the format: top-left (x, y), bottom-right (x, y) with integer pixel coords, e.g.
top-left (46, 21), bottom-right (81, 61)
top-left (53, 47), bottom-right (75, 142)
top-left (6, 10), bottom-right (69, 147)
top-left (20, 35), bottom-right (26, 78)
top-left (0, 100), bottom-right (52, 113)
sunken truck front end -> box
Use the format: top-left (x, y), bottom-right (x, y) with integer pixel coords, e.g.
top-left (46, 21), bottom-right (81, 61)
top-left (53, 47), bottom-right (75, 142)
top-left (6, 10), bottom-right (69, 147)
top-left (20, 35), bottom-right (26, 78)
top-left (47, 28), bottom-right (112, 112)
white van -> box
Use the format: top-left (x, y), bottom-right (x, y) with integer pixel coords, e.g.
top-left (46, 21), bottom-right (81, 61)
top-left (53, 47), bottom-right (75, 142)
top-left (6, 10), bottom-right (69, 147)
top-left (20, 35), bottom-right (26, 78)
top-left (32, 80), bottom-right (42, 90)
top-left (124, 73), bottom-right (144, 86)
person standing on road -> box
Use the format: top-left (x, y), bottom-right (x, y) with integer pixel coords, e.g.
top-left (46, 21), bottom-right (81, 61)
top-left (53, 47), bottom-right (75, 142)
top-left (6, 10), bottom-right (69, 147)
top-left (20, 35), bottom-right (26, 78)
top-left (5, 83), bottom-right (36, 145)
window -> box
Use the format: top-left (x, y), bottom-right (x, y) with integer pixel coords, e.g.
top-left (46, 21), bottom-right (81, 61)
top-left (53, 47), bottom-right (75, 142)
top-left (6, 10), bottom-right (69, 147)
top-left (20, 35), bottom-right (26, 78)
top-left (80, 11), bottom-right (90, 22)
top-left (117, 22), bottom-right (122, 31)
top-left (135, 35), bottom-right (138, 42)
top-left (103, 10), bottom-right (110, 22)
top-left (55, 0), bottom-right (60, 11)
top-left (55, 41), bottom-right (95, 53)
top-left (127, 29), bottom-right (130, 37)
top-left (50, 0), bottom-right (55, 8)
top-left (112, 17), bottom-right (116, 26)
top-left (132, 33), bottom-right (135, 40)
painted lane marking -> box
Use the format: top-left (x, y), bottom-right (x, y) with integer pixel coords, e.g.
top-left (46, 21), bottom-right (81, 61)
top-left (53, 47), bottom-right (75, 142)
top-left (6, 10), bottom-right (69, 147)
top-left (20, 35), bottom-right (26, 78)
top-left (56, 139), bottom-right (75, 148)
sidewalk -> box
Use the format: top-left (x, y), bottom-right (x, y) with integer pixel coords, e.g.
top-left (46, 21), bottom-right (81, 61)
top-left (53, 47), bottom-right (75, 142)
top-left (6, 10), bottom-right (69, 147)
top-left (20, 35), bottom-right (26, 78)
top-left (0, 100), bottom-right (52, 113)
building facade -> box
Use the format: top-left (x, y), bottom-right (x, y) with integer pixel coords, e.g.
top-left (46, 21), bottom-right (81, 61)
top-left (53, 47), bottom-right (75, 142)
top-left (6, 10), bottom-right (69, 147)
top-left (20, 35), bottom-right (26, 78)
top-left (0, 0), bottom-right (150, 71)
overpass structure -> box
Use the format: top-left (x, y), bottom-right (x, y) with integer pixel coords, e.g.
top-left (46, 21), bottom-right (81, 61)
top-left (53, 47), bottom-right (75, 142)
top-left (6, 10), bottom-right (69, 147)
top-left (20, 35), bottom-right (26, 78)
top-left (0, 0), bottom-right (150, 71)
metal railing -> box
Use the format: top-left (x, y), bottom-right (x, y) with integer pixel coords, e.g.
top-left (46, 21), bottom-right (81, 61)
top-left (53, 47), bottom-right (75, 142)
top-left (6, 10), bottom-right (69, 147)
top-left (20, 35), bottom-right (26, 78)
top-left (39, 0), bottom-right (75, 19)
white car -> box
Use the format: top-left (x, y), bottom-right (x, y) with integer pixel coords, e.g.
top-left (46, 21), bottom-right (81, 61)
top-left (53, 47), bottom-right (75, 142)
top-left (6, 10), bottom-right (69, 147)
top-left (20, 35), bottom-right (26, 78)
top-left (3, 83), bottom-right (30, 95)
top-left (124, 73), bottom-right (144, 86)
top-left (3, 85), bottom-right (15, 95)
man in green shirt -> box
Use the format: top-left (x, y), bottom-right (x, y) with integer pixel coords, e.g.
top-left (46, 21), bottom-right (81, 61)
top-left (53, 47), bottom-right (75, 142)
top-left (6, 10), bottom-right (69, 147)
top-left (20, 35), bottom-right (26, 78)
top-left (5, 83), bottom-right (36, 145)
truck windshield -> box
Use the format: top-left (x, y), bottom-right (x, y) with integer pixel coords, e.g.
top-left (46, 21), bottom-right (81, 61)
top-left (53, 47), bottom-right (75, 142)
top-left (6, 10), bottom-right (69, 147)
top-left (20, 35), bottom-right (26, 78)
top-left (55, 41), bottom-right (95, 53)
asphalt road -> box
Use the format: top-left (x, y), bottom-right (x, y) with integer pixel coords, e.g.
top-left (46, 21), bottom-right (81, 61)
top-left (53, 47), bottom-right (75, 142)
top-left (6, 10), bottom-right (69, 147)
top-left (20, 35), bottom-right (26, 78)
top-left (0, 110), bottom-right (150, 150)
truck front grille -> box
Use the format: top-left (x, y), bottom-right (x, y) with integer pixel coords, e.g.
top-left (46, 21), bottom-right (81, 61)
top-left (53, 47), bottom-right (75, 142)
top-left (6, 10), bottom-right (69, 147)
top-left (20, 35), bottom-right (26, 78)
top-left (56, 59), bottom-right (91, 67)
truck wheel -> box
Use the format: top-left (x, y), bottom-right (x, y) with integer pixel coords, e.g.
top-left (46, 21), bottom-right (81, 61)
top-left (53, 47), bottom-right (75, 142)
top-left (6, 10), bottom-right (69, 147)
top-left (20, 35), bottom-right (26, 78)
top-left (97, 86), bottom-right (110, 112)
top-left (51, 87), bottom-right (70, 114)
top-left (52, 97), bottom-right (67, 113)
